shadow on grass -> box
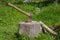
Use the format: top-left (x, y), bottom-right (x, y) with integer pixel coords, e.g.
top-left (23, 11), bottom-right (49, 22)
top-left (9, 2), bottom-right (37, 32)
top-left (54, 28), bottom-right (60, 40)
top-left (14, 33), bottom-right (31, 40)
top-left (51, 25), bottom-right (60, 40)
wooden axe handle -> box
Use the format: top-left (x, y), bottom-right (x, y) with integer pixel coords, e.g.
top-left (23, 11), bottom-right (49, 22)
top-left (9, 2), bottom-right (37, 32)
top-left (8, 3), bottom-right (32, 22)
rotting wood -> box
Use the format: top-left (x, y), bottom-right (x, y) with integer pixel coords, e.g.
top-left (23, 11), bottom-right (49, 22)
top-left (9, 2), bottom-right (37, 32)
top-left (50, 24), bottom-right (60, 30)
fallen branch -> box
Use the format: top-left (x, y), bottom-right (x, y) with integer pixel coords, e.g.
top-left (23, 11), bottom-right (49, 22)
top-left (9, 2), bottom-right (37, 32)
top-left (40, 21), bottom-right (57, 35)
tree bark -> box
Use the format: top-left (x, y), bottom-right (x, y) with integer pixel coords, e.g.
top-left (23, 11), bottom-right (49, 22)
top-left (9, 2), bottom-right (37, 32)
top-left (19, 21), bottom-right (42, 38)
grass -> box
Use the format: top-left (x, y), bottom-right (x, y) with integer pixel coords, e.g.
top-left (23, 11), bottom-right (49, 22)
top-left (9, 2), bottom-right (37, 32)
top-left (0, 3), bottom-right (60, 40)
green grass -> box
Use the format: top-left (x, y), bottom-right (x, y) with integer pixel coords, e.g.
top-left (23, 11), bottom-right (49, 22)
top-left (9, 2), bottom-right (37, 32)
top-left (0, 3), bottom-right (60, 40)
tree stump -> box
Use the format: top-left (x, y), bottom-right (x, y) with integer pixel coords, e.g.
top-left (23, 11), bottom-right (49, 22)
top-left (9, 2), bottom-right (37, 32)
top-left (19, 21), bottom-right (42, 38)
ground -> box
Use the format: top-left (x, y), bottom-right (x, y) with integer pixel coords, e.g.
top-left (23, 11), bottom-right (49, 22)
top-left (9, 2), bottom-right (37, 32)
top-left (0, 3), bottom-right (60, 40)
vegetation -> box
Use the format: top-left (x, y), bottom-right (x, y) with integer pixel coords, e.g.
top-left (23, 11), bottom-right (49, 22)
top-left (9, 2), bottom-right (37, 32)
top-left (0, 0), bottom-right (60, 40)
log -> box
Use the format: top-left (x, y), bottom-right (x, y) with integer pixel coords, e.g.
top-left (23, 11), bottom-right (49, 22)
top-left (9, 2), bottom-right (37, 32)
top-left (40, 21), bottom-right (57, 35)
top-left (19, 21), bottom-right (42, 38)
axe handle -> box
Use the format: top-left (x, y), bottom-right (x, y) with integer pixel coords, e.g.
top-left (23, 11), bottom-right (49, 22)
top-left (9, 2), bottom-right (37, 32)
top-left (8, 3), bottom-right (32, 22)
